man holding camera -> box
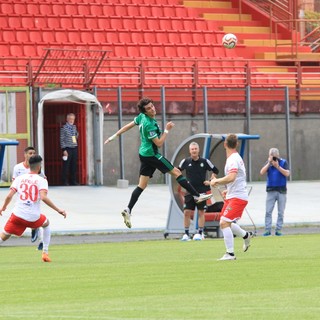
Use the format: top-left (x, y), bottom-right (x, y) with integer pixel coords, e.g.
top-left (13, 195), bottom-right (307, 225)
top-left (260, 148), bottom-right (290, 236)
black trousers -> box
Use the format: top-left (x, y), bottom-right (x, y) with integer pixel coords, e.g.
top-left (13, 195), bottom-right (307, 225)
top-left (62, 147), bottom-right (78, 185)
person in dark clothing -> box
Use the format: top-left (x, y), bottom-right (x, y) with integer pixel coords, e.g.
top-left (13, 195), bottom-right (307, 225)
top-left (60, 113), bottom-right (79, 186)
top-left (178, 141), bottom-right (219, 241)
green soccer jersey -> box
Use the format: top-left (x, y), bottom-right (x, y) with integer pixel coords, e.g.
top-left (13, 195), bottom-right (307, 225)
top-left (134, 113), bottom-right (161, 156)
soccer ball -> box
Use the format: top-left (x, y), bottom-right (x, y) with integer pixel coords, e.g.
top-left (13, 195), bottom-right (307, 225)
top-left (222, 33), bottom-right (237, 49)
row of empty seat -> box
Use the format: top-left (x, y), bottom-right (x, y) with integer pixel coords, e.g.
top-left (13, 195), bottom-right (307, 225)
top-left (0, 43), bottom-right (238, 59)
top-left (0, 15), bottom-right (219, 33)
top-left (0, 30), bottom-right (222, 46)
top-left (1, 3), bottom-right (197, 18)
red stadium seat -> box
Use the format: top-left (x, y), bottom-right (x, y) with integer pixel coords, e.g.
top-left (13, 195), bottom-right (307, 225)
top-left (68, 32), bottom-right (81, 44)
top-left (131, 32), bottom-right (144, 44)
top-left (110, 18), bottom-right (123, 30)
top-left (48, 18), bottom-right (61, 29)
top-left (1, 3), bottom-right (13, 14)
top-left (151, 6), bottom-right (164, 17)
top-left (23, 45), bottom-right (37, 57)
top-left (29, 31), bottom-right (42, 43)
top-left (171, 19), bottom-right (184, 30)
top-left (159, 19), bottom-right (172, 31)
top-left (86, 18), bottom-right (99, 30)
top-left (163, 7), bottom-right (175, 17)
top-left (8, 17), bottom-right (22, 29)
top-left (52, 4), bottom-right (66, 16)
top-left (201, 46), bottom-right (214, 58)
top-left (34, 17), bottom-right (48, 29)
top-left (97, 18), bottom-right (111, 30)
top-left (10, 45), bottom-right (23, 57)
top-left (55, 32), bottom-right (68, 44)
top-left (103, 5), bottom-right (116, 16)
top-left (61, 18), bottom-right (73, 30)
top-left (16, 31), bottom-right (30, 43)
top-left (90, 5), bottom-right (103, 16)
top-left (147, 19), bottom-right (160, 31)
top-left (192, 33), bottom-right (205, 44)
top-left (3, 31), bottom-right (16, 43)
top-left (93, 32), bottom-right (107, 44)
top-left (106, 32), bottom-right (120, 44)
top-left (176, 46), bottom-right (189, 57)
top-left (113, 46), bottom-right (127, 58)
top-left (14, 3), bottom-right (27, 15)
top-left (155, 32), bottom-right (169, 44)
top-left (115, 5), bottom-right (128, 17)
top-left (39, 4), bottom-right (53, 15)
top-left (41, 31), bottom-right (55, 44)
top-left (135, 19), bottom-right (148, 30)
top-left (127, 5), bottom-right (140, 17)
top-left (27, 4), bottom-right (40, 15)
top-left (80, 32), bottom-right (94, 44)
top-left (0, 45), bottom-right (10, 56)
top-left (203, 32), bottom-right (217, 44)
top-left (180, 32), bottom-right (193, 44)
top-left (138, 6), bottom-right (152, 17)
top-left (189, 45), bottom-right (201, 57)
top-left (164, 46), bottom-right (177, 57)
top-left (119, 32), bottom-right (132, 43)
top-left (127, 46), bottom-right (140, 57)
top-left (183, 20), bottom-right (196, 31)
top-left (78, 5), bottom-right (91, 16)
top-left (122, 18), bottom-right (135, 31)
top-left (168, 32), bottom-right (181, 44)
top-left (0, 16), bottom-right (8, 29)
top-left (144, 32), bottom-right (156, 44)
top-left (65, 5), bottom-right (78, 16)
top-left (73, 18), bottom-right (86, 30)
top-left (21, 17), bottom-right (35, 29)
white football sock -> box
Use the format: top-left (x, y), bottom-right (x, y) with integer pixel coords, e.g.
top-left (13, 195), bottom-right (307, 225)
top-left (231, 223), bottom-right (246, 238)
top-left (42, 225), bottom-right (51, 253)
top-left (222, 227), bottom-right (234, 253)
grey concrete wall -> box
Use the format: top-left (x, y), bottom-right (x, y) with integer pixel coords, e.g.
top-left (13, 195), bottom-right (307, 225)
top-left (103, 113), bottom-right (320, 185)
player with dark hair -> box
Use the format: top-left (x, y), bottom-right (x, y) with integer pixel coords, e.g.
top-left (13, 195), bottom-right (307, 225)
top-left (0, 155), bottom-right (66, 262)
top-left (12, 146), bottom-right (46, 249)
top-left (105, 97), bottom-right (212, 228)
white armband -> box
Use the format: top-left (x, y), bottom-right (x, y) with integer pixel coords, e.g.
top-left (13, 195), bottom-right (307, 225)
top-left (164, 129), bottom-right (169, 134)
top-left (109, 134), bottom-right (117, 141)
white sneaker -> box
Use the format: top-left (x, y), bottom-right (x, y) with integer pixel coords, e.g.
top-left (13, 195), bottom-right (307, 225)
top-left (218, 253), bottom-right (236, 261)
top-left (243, 231), bottom-right (253, 252)
top-left (121, 209), bottom-right (131, 228)
top-left (194, 193), bottom-right (212, 204)
top-left (193, 233), bottom-right (204, 241)
top-left (180, 234), bottom-right (191, 241)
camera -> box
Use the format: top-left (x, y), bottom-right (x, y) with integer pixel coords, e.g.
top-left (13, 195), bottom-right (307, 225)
top-left (272, 156), bottom-right (278, 161)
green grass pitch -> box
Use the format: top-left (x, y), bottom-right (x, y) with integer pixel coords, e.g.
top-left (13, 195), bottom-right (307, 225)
top-left (1, 234), bottom-right (319, 320)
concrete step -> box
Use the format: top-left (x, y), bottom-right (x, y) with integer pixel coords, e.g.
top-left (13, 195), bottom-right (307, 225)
top-left (203, 13), bottom-right (252, 21)
top-left (184, 0), bottom-right (232, 8)
top-left (255, 52), bottom-right (320, 60)
top-left (243, 39), bottom-right (292, 46)
top-left (222, 26), bottom-right (271, 33)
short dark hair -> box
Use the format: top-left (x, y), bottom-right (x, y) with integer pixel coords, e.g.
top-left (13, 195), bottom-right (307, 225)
top-left (24, 146), bottom-right (35, 153)
top-left (137, 98), bottom-right (153, 114)
top-left (29, 155), bottom-right (43, 170)
top-left (225, 134), bottom-right (238, 149)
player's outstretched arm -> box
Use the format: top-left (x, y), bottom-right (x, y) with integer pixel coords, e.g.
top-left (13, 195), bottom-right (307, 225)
top-left (0, 189), bottom-right (16, 216)
top-left (40, 191), bottom-right (67, 218)
top-left (104, 121), bottom-right (136, 144)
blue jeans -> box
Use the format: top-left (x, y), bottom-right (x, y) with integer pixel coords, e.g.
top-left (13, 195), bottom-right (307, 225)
top-left (265, 191), bottom-right (287, 232)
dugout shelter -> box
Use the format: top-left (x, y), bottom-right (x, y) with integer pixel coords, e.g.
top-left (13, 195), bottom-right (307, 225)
top-left (164, 133), bottom-right (260, 238)
top-left (37, 89), bottom-right (104, 185)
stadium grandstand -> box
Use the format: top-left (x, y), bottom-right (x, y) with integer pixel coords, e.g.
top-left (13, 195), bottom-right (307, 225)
top-left (1, 0), bottom-right (320, 185)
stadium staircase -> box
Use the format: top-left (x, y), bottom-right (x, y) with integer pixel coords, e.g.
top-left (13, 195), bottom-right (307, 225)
top-left (0, 0), bottom-right (319, 96)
